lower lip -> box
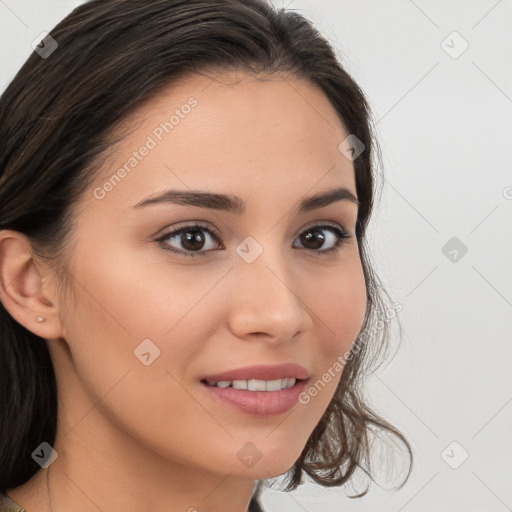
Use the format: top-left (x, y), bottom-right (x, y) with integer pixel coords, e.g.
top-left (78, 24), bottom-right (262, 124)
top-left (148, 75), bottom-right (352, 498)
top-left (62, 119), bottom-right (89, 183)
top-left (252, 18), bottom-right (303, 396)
top-left (200, 379), bottom-right (308, 417)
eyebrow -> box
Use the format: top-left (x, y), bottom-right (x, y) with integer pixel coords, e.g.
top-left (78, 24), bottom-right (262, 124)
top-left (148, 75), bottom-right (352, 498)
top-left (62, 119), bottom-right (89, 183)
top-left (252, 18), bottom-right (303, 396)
top-left (132, 186), bottom-right (359, 214)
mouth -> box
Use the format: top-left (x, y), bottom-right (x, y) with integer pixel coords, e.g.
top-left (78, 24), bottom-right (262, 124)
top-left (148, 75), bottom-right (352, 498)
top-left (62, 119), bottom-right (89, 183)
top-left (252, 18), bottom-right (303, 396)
top-left (200, 362), bottom-right (310, 383)
top-left (200, 377), bottom-right (302, 391)
top-left (199, 377), bottom-right (309, 416)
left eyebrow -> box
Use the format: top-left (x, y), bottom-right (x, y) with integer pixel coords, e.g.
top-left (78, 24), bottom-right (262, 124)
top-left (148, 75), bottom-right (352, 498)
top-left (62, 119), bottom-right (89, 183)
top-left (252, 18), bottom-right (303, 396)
top-left (132, 186), bottom-right (359, 214)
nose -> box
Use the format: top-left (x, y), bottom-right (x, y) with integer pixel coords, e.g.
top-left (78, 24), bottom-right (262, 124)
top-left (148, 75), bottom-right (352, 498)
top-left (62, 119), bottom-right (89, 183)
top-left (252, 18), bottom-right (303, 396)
top-left (227, 242), bottom-right (313, 343)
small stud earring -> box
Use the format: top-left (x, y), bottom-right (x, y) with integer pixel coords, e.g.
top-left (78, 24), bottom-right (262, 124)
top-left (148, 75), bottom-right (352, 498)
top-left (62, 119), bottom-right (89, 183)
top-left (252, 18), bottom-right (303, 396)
top-left (35, 316), bottom-right (46, 323)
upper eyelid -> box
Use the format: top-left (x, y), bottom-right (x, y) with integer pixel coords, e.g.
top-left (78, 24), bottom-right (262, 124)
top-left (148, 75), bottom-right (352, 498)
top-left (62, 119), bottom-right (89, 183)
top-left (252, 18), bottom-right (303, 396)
top-left (157, 220), bottom-right (350, 238)
top-left (157, 221), bottom-right (221, 241)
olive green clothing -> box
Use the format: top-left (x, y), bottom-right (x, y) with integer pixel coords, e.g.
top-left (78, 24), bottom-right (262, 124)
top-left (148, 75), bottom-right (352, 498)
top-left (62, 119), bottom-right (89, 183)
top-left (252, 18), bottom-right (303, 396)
top-left (0, 492), bottom-right (26, 512)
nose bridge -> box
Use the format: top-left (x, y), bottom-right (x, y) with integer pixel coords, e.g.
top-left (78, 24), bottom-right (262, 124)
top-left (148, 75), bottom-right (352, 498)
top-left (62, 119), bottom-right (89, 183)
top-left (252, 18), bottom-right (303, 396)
top-left (236, 233), bottom-right (292, 298)
top-left (229, 233), bottom-right (311, 337)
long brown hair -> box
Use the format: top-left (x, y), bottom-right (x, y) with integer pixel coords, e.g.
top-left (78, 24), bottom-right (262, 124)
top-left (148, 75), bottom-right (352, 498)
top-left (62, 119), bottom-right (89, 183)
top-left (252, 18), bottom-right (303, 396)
top-left (0, 0), bottom-right (413, 502)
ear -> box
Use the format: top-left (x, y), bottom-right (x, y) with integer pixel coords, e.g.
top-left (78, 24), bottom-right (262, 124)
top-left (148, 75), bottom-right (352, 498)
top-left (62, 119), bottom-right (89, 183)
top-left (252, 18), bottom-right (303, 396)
top-left (0, 229), bottom-right (64, 340)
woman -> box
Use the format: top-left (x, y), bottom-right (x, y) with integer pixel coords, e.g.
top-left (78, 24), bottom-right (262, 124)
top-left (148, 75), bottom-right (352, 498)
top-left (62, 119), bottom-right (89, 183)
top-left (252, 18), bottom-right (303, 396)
top-left (0, 1), bottom-right (413, 511)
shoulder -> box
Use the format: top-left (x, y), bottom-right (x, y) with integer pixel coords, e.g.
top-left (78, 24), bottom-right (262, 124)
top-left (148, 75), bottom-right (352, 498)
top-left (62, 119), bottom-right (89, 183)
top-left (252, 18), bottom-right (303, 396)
top-left (0, 492), bottom-right (27, 512)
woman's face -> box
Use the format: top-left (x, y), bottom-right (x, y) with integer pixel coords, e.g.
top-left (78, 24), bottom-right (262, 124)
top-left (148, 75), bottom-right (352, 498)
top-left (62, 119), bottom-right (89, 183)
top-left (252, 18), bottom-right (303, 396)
top-left (49, 70), bottom-right (367, 481)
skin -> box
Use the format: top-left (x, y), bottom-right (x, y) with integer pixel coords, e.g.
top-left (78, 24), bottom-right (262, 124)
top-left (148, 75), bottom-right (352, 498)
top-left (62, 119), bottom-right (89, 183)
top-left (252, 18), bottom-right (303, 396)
top-left (0, 70), bottom-right (367, 512)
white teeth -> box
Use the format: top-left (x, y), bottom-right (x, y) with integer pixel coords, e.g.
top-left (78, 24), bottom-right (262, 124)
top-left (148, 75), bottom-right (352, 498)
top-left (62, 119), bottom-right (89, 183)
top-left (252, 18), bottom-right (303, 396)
top-left (248, 379), bottom-right (266, 391)
top-left (265, 379), bottom-right (283, 391)
top-left (206, 378), bottom-right (296, 391)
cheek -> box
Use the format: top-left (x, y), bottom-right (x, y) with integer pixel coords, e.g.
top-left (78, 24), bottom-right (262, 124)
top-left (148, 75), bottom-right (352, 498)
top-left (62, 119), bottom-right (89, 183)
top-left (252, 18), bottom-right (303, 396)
top-left (61, 244), bottom-right (223, 399)
top-left (313, 255), bottom-right (367, 355)
top-left (59, 252), bottom-right (223, 461)
top-left (290, 254), bottom-right (366, 419)
top-left (65, 241), bottom-right (194, 339)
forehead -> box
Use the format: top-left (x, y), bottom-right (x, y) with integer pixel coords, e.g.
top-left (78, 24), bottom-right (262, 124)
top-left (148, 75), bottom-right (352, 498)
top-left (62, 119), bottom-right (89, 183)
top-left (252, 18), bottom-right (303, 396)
top-left (87, 70), bottom-right (356, 215)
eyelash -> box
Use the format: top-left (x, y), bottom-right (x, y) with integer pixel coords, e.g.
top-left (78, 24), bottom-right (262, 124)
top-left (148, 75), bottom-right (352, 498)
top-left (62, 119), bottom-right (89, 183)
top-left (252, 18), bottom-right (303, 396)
top-left (156, 222), bottom-right (353, 259)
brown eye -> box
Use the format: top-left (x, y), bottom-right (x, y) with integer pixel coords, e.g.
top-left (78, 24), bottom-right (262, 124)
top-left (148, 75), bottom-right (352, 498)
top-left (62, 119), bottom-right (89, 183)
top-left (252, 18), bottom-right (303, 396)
top-left (157, 223), bottom-right (222, 258)
top-left (293, 225), bottom-right (352, 255)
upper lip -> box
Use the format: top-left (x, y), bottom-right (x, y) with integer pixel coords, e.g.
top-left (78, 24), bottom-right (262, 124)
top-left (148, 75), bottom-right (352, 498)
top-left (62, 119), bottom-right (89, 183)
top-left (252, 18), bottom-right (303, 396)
top-left (201, 363), bottom-right (310, 382)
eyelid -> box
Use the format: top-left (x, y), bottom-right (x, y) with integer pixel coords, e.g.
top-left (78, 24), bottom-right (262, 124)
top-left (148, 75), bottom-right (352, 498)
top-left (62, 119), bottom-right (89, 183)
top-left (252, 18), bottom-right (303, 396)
top-left (155, 220), bottom-right (222, 240)
top-left (156, 219), bottom-right (351, 239)
top-left (301, 219), bottom-right (352, 235)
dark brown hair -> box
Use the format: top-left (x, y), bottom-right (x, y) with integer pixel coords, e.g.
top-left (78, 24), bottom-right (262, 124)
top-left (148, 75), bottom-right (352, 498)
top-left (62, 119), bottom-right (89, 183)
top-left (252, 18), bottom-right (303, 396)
top-left (0, 0), bottom-right (413, 504)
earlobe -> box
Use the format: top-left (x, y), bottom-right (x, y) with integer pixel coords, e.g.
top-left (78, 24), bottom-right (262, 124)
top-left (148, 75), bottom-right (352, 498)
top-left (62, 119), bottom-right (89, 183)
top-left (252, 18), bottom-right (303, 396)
top-left (0, 229), bottom-right (63, 340)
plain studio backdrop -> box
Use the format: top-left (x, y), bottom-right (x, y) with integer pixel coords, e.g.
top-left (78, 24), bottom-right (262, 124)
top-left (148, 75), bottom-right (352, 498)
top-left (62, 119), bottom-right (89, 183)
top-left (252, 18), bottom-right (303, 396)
top-left (1, 1), bottom-right (511, 511)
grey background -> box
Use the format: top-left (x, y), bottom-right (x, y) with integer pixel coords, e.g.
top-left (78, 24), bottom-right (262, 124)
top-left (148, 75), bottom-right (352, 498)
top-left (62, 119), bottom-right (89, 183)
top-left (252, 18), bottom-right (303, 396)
top-left (1, 1), bottom-right (511, 511)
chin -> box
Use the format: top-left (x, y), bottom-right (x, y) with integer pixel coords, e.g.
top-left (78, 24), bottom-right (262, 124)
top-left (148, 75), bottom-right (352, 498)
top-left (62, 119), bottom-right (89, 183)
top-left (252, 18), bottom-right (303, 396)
top-left (233, 444), bottom-right (305, 479)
